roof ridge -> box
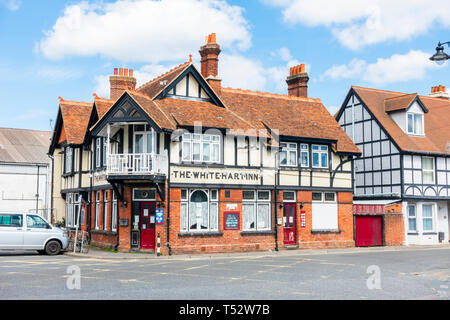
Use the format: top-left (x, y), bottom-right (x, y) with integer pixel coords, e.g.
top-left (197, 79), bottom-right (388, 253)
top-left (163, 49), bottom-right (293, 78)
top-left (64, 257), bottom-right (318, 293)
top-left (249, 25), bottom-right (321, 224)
top-left (60, 100), bottom-right (92, 106)
top-left (352, 86), bottom-right (410, 95)
top-left (222, 87), bottom-right (322, 103)
top-left (135, 61), bottom-right (191, 92)
top-left (384, 93), bottom-right (417, 101)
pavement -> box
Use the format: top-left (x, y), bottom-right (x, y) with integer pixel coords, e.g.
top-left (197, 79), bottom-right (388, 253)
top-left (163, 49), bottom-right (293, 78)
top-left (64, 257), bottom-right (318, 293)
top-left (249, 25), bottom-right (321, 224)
top-left (1, 245), bottom-right (450, 299)
top-left (63, 243), bottom-right (450, 261)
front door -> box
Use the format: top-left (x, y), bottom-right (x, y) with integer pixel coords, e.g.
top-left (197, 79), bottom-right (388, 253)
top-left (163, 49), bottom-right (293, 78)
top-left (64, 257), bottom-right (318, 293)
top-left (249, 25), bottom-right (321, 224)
top-left (283, 203), bottom-right (296, 245)
top-left (140, 202), bottom-right (156, 250)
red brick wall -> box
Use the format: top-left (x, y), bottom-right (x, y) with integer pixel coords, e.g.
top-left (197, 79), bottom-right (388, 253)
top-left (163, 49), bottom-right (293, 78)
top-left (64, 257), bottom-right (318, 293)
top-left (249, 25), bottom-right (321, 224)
top-left (384, 203), bottom-right (405, 246)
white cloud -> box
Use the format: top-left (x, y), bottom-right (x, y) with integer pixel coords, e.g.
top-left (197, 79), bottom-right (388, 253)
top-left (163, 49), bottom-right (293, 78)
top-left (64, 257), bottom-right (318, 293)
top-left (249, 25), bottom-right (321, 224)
top-left (37, 66), bottom-right (83, 80)
top-left (321, 50), bottom-right (445, 85)
top-left (262, 0), bottom-right (450, 50)
top-left (218, 54), bottom-right (267, 91)
top-left (1, 0), bottom-right (21, 11)
top-left (37, 0), bottom-right (251, 63)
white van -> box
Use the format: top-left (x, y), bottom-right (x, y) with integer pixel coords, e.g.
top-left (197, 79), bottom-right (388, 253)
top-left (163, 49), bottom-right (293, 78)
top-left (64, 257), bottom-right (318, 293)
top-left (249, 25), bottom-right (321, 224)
top-left (0, 213), bottom-right (69, 255)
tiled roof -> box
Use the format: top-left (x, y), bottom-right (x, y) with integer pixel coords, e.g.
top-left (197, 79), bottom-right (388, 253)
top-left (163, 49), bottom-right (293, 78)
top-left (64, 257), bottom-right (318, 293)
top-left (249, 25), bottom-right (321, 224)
top-left (384, 93), bottom-right (418, 112)
top-left (94, 96), bottom-right (114, 118)
top-left (136, 61), bottom-right (191, 99)
top-left (59, 100), bottom-right (93, 145)
top-left (0, 127), bottom-right (52, 164)
top-left (352, 86), bottom-right (450, 155)
top-left (221, 88), bottom-right (361, 154)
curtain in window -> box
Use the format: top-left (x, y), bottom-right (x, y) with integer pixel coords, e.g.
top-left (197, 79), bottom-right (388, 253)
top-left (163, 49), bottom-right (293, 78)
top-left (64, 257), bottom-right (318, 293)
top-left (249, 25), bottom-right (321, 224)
top-left (414, 114), bottom-right (423, 134)
top-left (210, 202), bottom-right (218, 230)
top-left (243, 203), bottom-right (256, 230)
top-left (422, 205), bottom-right (433, 231)
top-left (189, 190), bottom-right (208, 230)
top-left (257, 203), bottom-right (270, 229)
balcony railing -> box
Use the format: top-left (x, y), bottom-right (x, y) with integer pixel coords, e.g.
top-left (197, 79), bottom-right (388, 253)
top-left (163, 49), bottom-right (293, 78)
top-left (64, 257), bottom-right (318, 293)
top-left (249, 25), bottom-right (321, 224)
top-left (107, 151), bottom-right (168, 176)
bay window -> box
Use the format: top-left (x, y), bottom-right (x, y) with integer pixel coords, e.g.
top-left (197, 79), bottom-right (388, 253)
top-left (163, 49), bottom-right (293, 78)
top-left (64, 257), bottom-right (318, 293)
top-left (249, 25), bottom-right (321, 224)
top-left (182, 133), bottom-right (220, 163)
top-left (242, 190), bottom-right (271, 231)
top-left (180, 189), bottom-right (219, 232)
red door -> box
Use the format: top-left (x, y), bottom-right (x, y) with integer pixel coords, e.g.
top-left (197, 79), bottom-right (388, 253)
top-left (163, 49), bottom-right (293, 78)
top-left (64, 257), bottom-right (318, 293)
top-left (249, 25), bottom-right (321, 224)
top-left (355, 215), bottom-right (383, 247)
top-left (283, 203), bottom-right (296, 245)
top-left (140, 202), bottom-right (156, 250)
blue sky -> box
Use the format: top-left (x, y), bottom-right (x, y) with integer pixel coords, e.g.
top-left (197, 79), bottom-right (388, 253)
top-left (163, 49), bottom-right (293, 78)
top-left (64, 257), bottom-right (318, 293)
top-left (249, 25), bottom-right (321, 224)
top-left (1, 0), bottom-right (450, 131)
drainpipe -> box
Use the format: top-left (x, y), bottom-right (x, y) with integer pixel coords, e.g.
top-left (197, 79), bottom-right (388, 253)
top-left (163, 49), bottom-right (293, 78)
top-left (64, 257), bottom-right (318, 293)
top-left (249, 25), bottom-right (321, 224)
top-left (166, 143), bottom-right (172, 256)
top-left (274, 150), bottom-right (279, 252)
top-left (35, 165), bottom-right (40, 215)
top-left (47, 154), bottom-right (54, 223)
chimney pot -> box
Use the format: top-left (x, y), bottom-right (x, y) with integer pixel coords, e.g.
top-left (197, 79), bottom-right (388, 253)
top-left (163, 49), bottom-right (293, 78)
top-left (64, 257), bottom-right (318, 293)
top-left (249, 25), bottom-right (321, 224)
top-left (114, 68), bottom-right (118, 75)
top-left (110, 67), bottom-right (137, 100)
top-left (286, 63), bottom-right (309, 98)
top-left (119, 68), bottom-right (123, 76)
top-left (124, 68), bottom-right (128, 77)
top-left (129, 69), bottom-right (133, 77)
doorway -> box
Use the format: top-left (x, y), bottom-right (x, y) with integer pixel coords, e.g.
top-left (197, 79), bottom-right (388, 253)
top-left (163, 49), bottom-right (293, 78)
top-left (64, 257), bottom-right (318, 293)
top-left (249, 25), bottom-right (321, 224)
top-left (283, 203), bottom-right (296, 245)
top-left (140, 202), bottom-right (156, 250)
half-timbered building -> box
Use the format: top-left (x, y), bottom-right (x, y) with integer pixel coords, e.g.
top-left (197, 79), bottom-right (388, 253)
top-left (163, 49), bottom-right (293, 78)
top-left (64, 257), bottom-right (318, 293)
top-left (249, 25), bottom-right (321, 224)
top-left (336, 86), bottom-right (450, 246)
top-left (49, 34), bottom-right (360, 254)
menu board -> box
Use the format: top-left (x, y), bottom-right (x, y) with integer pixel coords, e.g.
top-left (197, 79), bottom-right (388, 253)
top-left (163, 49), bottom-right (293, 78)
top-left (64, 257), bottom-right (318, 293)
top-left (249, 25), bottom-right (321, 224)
top-left (224, 212), bottom-right (240, 230)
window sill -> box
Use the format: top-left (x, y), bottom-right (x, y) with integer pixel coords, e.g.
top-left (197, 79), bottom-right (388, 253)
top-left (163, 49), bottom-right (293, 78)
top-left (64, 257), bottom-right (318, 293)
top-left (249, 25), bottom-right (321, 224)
top-left (241, 230), bottom-right (275, 235)
top-left (90, 230), bottom-right (117, 236)
top-left (423, 232), bottom-right (437, 235)
top-left (178, 231), bottom-right (223, 237)
top-left (407, 232), bottom-right (419, 235)
top-left (311, 229), bottom-right (341, 234)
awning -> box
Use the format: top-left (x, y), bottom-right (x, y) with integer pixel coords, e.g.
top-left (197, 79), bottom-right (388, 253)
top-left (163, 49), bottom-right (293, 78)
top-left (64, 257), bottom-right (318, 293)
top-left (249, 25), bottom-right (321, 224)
top-left (353, 200), bottom-right (401, 214)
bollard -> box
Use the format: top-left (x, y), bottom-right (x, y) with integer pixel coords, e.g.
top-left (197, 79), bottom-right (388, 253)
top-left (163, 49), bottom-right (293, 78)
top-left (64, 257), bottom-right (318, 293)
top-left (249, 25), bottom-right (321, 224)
top-left (157, 232), bottom-right (160, 257)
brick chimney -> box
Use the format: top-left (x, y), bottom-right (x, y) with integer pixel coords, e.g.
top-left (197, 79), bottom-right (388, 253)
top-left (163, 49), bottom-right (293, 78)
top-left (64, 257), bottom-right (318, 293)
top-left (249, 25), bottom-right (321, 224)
top-left (430, 85), bottom-right (449, 99)
top-left (109, 68), bottom-right (137, 100)
top-left (286, 64), bottom-right (309, 98)
top-left (199, 33), bottom-right (221, 96)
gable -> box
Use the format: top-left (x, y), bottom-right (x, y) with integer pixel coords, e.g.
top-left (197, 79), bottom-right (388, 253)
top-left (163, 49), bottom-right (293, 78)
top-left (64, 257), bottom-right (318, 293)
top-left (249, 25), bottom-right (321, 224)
top-left (155, 64), bottom-right (224, 107)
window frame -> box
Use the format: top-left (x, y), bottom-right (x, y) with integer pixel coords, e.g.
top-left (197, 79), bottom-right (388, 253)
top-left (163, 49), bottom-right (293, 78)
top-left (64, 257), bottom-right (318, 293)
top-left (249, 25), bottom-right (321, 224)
top-left (64, 146), bottom-right (73, 174)
top-left (311, 145), bottom-right (329, 169)
top-left (179, 189), bottom-right (219, 232)
top-left (300, 144), bottom-right (309, 167)
top-left (407, 204), bottom-right (417, 232)
top-left (95, 191), bottom-right (100, 230)
top-left (422, 156), bottom-right (435, 184)
top-left (111, 191), bottom-right (118, 232)
top-left (242, 189), bottom-right (271, 231)
top-left (407, 112), bottom-right (424, 135)
top-left (422, 204), bottom-right (435, 232)
top-left (103, 190), bottom-right (108, 231)
top-left (181, 133), bottom-right (221, 164)
top-left (279, 142), bottom-right (298, 167)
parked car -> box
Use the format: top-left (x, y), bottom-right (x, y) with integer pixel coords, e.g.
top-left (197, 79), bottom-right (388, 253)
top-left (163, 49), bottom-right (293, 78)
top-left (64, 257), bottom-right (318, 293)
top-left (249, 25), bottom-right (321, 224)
top-left (0, 213), bottom-right (69, 255)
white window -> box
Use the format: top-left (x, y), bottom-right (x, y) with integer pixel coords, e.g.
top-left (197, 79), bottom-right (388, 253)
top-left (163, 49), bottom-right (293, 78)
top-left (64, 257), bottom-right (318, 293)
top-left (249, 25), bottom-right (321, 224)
top-left (103, 190), bottom-right (108, 231)
top-left (422, 204), bottom-right (434, 232)
top-left (422, 157), bottom-right (435, 184)
top-left (407, 113), bottom-right (423, 135)
top-left (65, 193), bottom-right (81, 228)
top-left (300, 144), bottom-right (309, 167)
top-left (65, 147), bottom-right (73, 173)
top-left (95, 191), bottom-right (100, 230)
top-left (182, 133), bottom-right (220, 163)
top-left (180, 189), bottom-right (219, 232)
top-left (242, 190), bottom-right (271, 231)
top-left (134, 124), bottom-right (155, 154)
top-left (111, 191), bottom-right (118, 232)
top-left (102, 137), bottom-right (107, 167)
top-left (311, 192), bottom-right (338, 231)
top-left (95, 138), bottom-right (101, 168)
top-left (312, 145), bottom-right (328, 168)
top-left (407, 205), bottom-right (416, 232)
top-left (280, 142), bottom-right (297, 166)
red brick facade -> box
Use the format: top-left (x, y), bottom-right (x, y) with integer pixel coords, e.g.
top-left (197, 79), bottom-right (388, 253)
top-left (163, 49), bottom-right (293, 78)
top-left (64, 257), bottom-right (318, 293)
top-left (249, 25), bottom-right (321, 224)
top-left (384, 203), bottom-right (405, 246)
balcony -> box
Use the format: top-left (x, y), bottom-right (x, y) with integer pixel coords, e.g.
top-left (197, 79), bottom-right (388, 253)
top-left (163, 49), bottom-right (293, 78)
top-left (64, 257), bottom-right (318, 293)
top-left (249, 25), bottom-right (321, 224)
top-left (107, 151), bottom-right (168, 176)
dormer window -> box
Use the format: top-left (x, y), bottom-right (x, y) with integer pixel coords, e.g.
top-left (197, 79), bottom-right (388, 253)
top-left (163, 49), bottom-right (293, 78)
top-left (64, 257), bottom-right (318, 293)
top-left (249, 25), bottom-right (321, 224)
top-left (407, 113), bottom-right (423, 135)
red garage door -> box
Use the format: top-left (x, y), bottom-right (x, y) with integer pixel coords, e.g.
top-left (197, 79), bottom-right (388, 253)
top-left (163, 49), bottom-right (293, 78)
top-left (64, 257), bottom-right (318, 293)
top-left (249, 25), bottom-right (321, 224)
top-left (355, 215), bottom-right (383, 247)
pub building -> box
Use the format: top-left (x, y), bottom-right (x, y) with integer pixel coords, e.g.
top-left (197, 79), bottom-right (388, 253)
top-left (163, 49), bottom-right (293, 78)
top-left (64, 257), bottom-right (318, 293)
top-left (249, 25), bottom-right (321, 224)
top-left (49, 34), bottom-right (360, 254)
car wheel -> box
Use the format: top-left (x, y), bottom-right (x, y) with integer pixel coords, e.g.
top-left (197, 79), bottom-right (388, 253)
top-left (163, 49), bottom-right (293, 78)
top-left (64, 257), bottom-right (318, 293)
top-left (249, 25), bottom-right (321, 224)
top-left (45, 240), bottom-right (61, 256)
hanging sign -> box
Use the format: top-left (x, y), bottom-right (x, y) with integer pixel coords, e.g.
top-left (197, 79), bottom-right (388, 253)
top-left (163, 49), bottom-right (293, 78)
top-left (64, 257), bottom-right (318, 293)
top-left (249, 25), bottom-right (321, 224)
top-left (300, 210), bottom-right (306, 228)
top-left (155, 209), bottom-right (164, 225)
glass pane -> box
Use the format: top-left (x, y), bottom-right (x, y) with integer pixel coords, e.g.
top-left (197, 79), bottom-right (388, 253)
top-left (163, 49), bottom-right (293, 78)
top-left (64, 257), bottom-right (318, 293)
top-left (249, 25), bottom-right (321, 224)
top-left (283, 191), bottom-right (295, 201)
top-left (203, 143), bottom-right (210, 161)
top-left (212, 144), bottom-right (220, 162)
top-left (147, 133), bottom-right (153, 153)
top-left (182, 142), bottom-right (190, 160)
top-left (423, 205), bottom-right (433, 217)
top-left (0, 215), bottom-right (22, 227)
top-left (423, 219), bottom-right (433, 231)
top-left (289, 151), bottom-right (297, 166)
top-left (180, 203), bottom-right (187, 231)
top-left (280, 150), bottom-right (287, 165)
top-left (324, 193), bottom-right (335, 201)
top-left (134, 134), bottom-right (143, 153)
top-left (423, 172), bottom-right (434, 184)
top-left (243, 204), bottom-right (256, 230)
top-left (312, 192), bottom-right (322, 201)
top-left (257, 204), bottom-right (270, 229)
top-left (134, 124), bottom-right (145, 132)
top-left (414, 114), bottom-right (423, 134)
top-left (321, 153), bottom-right (328, 167)
top-left (408, 206), bottom-right (415, 217)
top-left (422, 158), bottom-right (433, 170)
top-left (258, 191), bottom-right (270, 200)
top-left (211, 189), bottom-right (218, 201)
top-left (301, 151), bottom-right (308, 166)
top-left (181, 189), bottom-right (188, 201)
top-left (407, 114), bottom-right (413, 133)
top-left (243, 190), bottom-right (255, 200)
top-left (193, 143), bottom-right (200, 161)
top-left (26, 216), bottom-right (48, 229)
top-left (312, 152), bottom-right (319, 167)
top-left (408, 218), bottom-right (416, 231)
top-left (209, 203), bottom-right (218, 230)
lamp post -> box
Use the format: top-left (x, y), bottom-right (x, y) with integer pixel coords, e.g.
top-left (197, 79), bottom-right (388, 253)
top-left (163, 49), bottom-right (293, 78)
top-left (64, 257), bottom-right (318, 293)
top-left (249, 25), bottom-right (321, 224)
top-left (430, 42), bottom-right (450, 65)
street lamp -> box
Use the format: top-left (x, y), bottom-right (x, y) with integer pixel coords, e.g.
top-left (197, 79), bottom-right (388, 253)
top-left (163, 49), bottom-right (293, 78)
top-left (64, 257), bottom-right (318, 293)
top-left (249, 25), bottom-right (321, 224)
top-left (430, 42), bottom-right (450, 65)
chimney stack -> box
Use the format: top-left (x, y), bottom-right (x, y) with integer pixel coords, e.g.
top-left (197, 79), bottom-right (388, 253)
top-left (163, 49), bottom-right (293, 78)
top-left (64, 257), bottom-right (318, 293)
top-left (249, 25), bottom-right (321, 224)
top-left (430, 85), bottom-right (449, 99)
top-left (199, 33), bottom-right (222, 96)
top-left (286, 64), bottom-right (309, 98)
top-left (109, 68), bottom-right (137, 100)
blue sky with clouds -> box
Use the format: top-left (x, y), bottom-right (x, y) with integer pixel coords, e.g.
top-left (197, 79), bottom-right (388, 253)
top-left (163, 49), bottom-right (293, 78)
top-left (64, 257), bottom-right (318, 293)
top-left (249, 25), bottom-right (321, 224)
top-left (1, 0), bottom-right (450, 131)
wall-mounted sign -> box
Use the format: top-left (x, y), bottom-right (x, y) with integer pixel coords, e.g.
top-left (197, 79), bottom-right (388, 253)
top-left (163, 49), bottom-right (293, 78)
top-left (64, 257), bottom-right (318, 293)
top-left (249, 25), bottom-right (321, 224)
top-left (119, 219), bottom-right (129, 227)
top-left (353, 205), bottom-right (385, 215)
top-left (226, 203), bottom-right (238, 210)
top-left (224, 212), bottom-right (240, 230)
top-left (155, 209), bottom-right (164, 225)
top-left (300, 210), bottom-right (306, 228)
top-left (171, 167), bottom-right (261, 185)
